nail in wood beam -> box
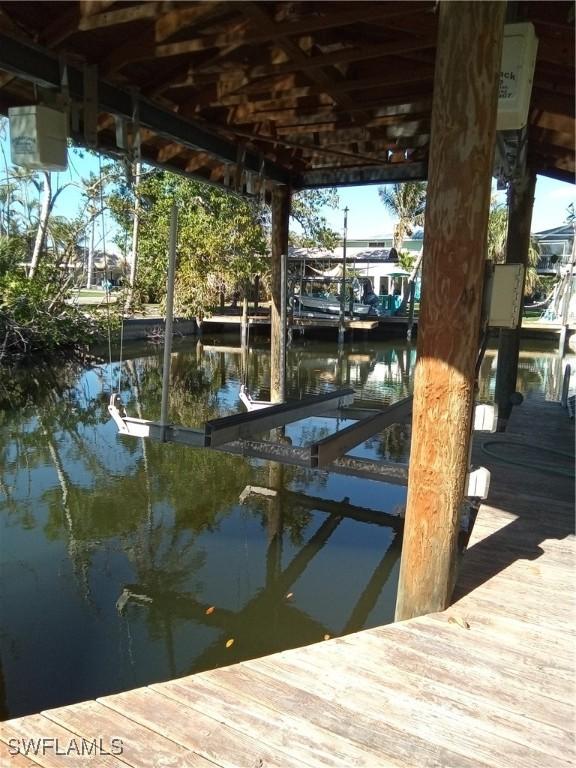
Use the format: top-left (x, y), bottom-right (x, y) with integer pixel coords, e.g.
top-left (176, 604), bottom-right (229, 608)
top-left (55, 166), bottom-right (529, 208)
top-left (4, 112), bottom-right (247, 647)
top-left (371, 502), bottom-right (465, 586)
top-left (395, 1), bottom-right (506, 622)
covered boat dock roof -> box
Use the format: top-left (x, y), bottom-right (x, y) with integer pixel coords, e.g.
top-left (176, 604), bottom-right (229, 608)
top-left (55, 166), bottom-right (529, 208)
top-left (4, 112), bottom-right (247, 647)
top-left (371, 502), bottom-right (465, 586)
top-left (0, 1), bottom-right (573, 190)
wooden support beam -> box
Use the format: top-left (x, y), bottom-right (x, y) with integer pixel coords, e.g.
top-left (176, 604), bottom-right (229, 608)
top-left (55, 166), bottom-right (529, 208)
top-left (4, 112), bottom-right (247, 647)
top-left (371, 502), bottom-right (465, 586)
top-left (270, 184), bottom-right (290, 402)
top-left (78, 2), bottom-right (162, 31)
top-left (494, 170), bottom-right (537, 424)
top-left (239, 3), bottom-right (359, 116)
top-left (104, 3), bottom-right (432, 71)
top-left (395, 1), bottom-right (505, 622)
top-left (220, 124), bottom-right (392, 166)
top-left (297, 162), bottom-right (426, 189)
top-left (311, 397), bottom-right (412, 468)
top-left (154, 3), bottom-right (231, 44)
top-left (202, 34), bottom-right (438, 90)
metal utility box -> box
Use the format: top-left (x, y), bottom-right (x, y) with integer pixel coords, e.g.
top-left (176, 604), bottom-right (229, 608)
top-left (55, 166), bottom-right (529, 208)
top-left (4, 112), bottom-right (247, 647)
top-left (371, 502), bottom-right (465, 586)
top-left (486, 263), bottom-right (525, 328)
top-left (497, 23), bottom-right (538, 131)
top-left (8, 105), bottom-right (68, 171)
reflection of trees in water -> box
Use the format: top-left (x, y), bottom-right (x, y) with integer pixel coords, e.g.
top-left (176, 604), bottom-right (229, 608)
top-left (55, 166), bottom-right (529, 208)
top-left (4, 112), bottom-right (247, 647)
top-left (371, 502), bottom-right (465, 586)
top-left (0, 361), bottom-right (108, 532)
top-left (2, 342), bottom-right (413, 691)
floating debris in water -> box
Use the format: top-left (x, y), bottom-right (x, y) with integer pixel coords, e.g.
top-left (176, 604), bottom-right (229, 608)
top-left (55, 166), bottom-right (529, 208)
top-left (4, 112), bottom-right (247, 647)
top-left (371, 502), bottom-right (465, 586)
top-left (285, 592), bottom-right (294, 600)
top-left (115, 588), bottom-right (153, 615)
top-left (205, 606), bottom-right (215, 615)
top-left (323, 634), bottom-right (331, 640)
top-left (225, 638), bottom-right (235, 648)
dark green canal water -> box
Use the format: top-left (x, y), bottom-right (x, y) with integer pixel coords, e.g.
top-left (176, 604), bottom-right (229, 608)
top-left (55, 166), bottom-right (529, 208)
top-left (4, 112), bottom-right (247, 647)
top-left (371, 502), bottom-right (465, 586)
top-left (0, 335), bottom-right (569, 718)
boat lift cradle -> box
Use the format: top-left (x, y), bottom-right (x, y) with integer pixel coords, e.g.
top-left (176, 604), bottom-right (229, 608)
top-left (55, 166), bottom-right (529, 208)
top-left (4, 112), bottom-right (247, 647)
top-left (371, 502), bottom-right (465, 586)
top-left (107, 202), bottom-right (494, 499)
top-left (108, 389), bottom-right (495, 497)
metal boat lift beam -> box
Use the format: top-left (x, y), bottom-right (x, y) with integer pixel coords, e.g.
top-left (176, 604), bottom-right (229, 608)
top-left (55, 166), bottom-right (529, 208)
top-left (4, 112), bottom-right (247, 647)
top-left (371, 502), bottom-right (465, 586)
top-left (311, 396), bottom-right (413, 468)
top-left (108, 394), bottom-right (409, 486)
top-left (108, 395), bottom-right (490, 497)
top-left (204, 387), bottom-right (355, 447)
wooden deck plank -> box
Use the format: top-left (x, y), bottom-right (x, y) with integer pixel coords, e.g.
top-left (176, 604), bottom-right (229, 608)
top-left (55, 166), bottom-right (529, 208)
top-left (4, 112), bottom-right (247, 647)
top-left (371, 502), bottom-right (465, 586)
top-left (0, 714), bottom-right (126, 767)
top-left (414, 612), bottom-right (575, 669)
top-left (0, 740), bottom-right (43, 767)
top-left (98, 687), bottom-right (308, 768)
top-left (381, 621), bottom-right (574, 696)
top-left (193, 662), bottom-right (488, 768)
top-left (254, 636), bottom-right (574, 754)
top-left (154, 675), bottom-right (399, 768)
top-left (43, 700), bottom-right (215, 768)
top-left (250, 651), bottom-right (570, 768)
top-left (330, 634), bottom-right (576, 754)
top-left (336, 626), bottom-right (574, 729)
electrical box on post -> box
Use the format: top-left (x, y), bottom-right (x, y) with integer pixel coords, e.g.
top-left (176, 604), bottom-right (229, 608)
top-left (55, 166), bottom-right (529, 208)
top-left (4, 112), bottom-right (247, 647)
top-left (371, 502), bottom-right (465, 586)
top-left (485, 263), bottom-right (525, 328)
top-left (497, 23), bottom-right (538, 131)
top-left (8, 105), bottom-right (68, 171)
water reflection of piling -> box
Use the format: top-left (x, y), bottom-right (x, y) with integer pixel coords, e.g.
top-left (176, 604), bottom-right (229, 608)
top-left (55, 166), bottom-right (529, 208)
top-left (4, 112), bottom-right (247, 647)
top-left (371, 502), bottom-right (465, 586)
top-left (266, 461), bottom-right (284, 585)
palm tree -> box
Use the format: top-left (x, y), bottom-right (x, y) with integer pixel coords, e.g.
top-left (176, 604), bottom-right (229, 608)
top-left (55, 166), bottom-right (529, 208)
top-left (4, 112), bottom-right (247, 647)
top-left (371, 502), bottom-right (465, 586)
top-left (487, 200), bottom-right (541, 297)
top-left (378, 182), bottom-right (426, 251)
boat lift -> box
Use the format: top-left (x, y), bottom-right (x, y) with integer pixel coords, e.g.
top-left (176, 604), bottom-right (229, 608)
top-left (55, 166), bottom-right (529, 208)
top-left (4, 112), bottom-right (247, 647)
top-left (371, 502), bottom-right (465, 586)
top-left (108, 205), bottom-right (495, 500)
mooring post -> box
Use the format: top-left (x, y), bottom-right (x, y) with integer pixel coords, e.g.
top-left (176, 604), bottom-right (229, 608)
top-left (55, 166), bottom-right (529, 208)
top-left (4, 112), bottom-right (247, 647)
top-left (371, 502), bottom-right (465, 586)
top-left (271, 185), bottom-right (290, 402)
top-left (254, 274), bottom-right (260, 311)
top-left (241, 295), bottom-right (248, 348)
top-left (395, 1), bottom-right (505, 621)
top-left (494, 169), bottom-right (536, 426)
top-left (160, 202), bottom-right (178, 442)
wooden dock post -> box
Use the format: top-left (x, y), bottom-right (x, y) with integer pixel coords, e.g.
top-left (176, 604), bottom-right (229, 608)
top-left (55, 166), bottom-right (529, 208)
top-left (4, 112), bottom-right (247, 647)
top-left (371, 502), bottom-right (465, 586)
top-left (241, 295), bottom-right (248, 348)
top-left (395, 1), bottom-right (505, 621)
top-left (271, 185), bottom-right (290, 403)
top-left (494, 169), bottom-right (536, 424)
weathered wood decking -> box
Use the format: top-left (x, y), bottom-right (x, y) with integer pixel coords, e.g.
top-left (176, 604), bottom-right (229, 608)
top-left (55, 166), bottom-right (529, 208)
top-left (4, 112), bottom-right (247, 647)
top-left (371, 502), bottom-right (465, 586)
top-left (1, 393), bottom-right (574, 767)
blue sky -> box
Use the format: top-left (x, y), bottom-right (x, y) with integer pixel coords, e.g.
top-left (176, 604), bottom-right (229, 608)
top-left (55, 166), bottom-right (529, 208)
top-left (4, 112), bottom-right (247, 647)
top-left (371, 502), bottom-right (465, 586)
top-left (320, 176), bottom-right (575, 240)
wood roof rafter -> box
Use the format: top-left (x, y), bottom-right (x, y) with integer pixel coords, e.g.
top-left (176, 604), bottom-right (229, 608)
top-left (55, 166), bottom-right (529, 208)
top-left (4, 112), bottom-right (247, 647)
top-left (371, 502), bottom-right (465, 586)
top-left (0, 0), bottom-right (572, 188)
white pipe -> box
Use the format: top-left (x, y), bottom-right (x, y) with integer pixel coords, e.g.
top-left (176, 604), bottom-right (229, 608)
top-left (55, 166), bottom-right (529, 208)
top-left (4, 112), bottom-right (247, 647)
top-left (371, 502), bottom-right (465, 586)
top-left (160, 203), bottom-right (178, 440)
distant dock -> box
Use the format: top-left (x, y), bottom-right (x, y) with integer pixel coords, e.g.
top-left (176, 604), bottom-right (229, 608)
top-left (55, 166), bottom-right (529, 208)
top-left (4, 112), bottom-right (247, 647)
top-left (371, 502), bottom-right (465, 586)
top-left (108, 304), bottom-right (576, 343)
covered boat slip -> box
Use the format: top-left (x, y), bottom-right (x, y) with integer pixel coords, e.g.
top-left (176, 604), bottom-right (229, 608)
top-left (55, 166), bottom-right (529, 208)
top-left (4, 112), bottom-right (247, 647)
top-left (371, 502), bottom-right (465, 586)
top-left (2, 391), bottom-right (574, 767)
top-left (1, 0), bottom-right (575, 763)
